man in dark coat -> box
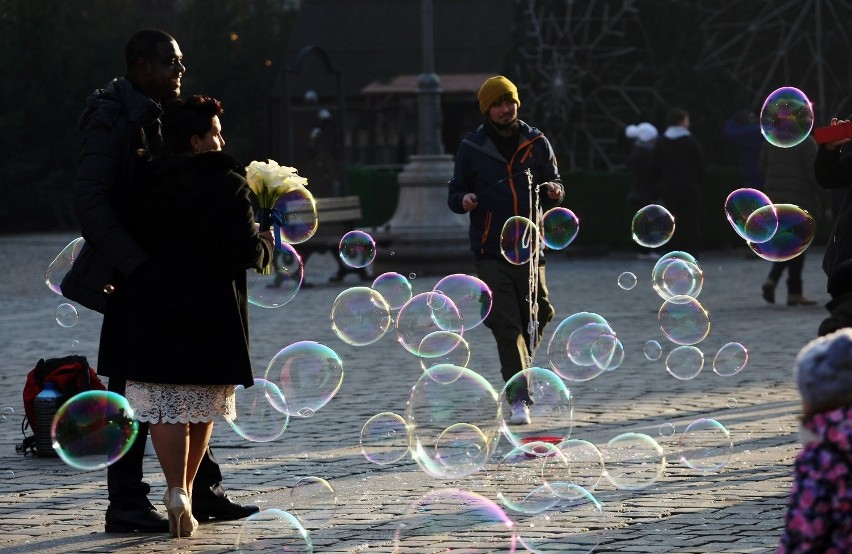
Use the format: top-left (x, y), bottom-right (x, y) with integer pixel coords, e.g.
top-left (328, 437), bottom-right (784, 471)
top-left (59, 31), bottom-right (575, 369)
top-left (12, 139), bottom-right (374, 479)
top-left (72, 29), bottom-right (258, 533)
top-left (653, 107), bottom-right (705, 256)
top-left (814, 117), bottom-right (852, 334)
top-left (448, 75), bottom-right (564, 426)
top-left (759, 136), bottom-right (824, 306)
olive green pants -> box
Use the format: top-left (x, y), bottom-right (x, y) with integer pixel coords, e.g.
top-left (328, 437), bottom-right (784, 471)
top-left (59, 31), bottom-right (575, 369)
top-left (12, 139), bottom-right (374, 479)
top-left (474, 258), bottom-right (555, 403)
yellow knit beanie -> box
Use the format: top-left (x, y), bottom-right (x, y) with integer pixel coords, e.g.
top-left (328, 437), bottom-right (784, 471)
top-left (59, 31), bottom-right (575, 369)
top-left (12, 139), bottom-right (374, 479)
top-left (478, 75), bottom-right (520, 114)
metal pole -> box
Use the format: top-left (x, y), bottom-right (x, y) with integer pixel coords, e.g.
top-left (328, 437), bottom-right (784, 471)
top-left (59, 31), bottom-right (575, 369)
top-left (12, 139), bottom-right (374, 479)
top-left (416, 0), bottom-right (443, 156)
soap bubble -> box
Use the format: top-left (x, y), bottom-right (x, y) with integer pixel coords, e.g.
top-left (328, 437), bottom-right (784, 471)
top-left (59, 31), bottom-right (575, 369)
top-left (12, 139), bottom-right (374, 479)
top-left (235, 509), bottom-right (311, 552)
top-left (547, 312), bottom-right (613, 381)
top-left (394, 489), bottom-right (516, 551)
top-left (271, 187), bottom-right (318, 244)
top-left (406, 365), bottom-right (500, 479)
top-left (264, 341), bottom-right (344, 418)
top-left (644, 340), bottom-right (663, 361)
top-left (418, 331), bottom-right (470, 370)
top-left (371, 272), bottom-right (412, 310)
top-left (330, 287), bottom-right (392, 346)
top-left (247, 242), bottom-right (304, 308)
top-left (603, 432), bottom-right (666, 490)
top-left (45, 237), bottom-right (84, 296)
top-left (339, 230), bottom-right (376, 268)
top-left (493, 443), bottom-right (568, 514)
top-left (713, 342), bottom-right (749, 376)
top-left (515, 484), bottom-right (606, 554)
top-left (658, 296), bottom-right (710, 346)
top-left (747, 204), bottom-right (815, 262)
top-left (724, 188), bottom-right (778, 243)
top-left (51, 390), bottom-right (139, 471)
top-left (651, 252), bottom-right (703, 301)
top-left (617, 271), bottom-right (637, 290)
top-left (631, 204), bottom-right (675, 248)
top-left (360, 412), bottom-right (408, 465)
top-left (501, 216), bottom-right (538, 265)
top-left (678, 418), bottom-right (733, 472)
top-left (290, 476), bottom-right (338, 528)
top-left (55, 303), bottom-right (79, 328)
top-left (760, 86), bottom-right (814, 148)
top-left (665, 345), bottom-right (705, 380)
top-left (228, 378), bottom-right (289, 443)
top-left (433, 274), bottom-right (493, 331)
top-left (500, 367), bottom-right (573, 453)
top-left (396, 292), bottom-right (463, 356)
top-left (542, 207), bottom-right (580, 249)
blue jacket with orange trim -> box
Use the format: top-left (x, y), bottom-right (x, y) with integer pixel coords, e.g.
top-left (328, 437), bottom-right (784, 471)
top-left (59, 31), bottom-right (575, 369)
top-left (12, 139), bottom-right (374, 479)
top-left (448, 120), bottom-right (562, 260)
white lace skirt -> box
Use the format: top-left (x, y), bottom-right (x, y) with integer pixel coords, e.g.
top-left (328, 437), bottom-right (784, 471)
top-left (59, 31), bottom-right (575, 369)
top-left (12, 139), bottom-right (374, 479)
top-left (125, 381), bottom-right (236, 424)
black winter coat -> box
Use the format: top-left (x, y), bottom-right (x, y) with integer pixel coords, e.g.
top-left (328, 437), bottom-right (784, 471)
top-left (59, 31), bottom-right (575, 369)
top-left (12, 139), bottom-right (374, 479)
top-left (652, 131), bottom-right (705, 199)
top-left (73, 77), bottom-right (162, 278)
top-left (815, 146), bottom-right (852, 282)
top-left (97, 152), bottom-right (273, 387)
top-left (448, 120), bottom-right (562, 260)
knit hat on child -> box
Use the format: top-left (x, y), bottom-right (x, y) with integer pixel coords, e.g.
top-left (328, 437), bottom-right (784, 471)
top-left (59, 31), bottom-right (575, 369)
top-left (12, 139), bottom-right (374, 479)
top-left (795, 328), bottom-right (852, 414)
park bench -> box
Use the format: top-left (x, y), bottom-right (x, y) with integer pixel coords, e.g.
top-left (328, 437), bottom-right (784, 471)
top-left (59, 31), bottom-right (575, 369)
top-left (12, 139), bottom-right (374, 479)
top-left (290, 195), bottom-right (387, 283)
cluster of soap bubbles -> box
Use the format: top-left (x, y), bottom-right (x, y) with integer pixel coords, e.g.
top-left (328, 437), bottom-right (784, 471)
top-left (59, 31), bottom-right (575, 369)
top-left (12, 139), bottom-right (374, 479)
top-left (499, 206), bottom-right (579, 265)
top-left (40, 165), bottom-right (771, 551)
top-left (724, 188), bottom-right (815, 262)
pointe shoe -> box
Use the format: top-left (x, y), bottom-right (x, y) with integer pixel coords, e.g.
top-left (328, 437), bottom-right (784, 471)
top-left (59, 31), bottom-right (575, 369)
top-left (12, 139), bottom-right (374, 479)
top-left (761, 280), bottom-right (776, 304)
top-left (787, 294), bottom-right (817, 307)
top-left (163, 487), bottom-right (192, 538)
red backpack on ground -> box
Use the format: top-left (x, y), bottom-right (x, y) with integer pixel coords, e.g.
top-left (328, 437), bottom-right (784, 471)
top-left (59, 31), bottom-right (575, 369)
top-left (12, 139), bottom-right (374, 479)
top-left (17, 355), bottom-right (106, 455)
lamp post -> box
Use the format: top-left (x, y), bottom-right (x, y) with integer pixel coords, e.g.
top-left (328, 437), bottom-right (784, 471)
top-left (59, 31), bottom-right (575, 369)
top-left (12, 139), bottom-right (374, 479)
top-left (377, 0), bottom-right (470, 276)
top-left (270, 45), bottom-right (346, 196)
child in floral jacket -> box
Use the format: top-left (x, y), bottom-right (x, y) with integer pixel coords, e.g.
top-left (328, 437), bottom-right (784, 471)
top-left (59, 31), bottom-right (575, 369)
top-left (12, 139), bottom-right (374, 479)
top-left (778, 328), bottom-right (852, 553)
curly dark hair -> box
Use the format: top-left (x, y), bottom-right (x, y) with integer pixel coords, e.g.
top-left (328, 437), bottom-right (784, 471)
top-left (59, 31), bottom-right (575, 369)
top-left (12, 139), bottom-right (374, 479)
top-left (161, 95), bottom-right (224, 155)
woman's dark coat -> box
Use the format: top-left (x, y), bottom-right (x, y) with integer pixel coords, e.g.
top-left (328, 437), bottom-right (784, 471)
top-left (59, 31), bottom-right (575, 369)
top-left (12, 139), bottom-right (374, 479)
top-left (97, 152), bottom-right (272, 387)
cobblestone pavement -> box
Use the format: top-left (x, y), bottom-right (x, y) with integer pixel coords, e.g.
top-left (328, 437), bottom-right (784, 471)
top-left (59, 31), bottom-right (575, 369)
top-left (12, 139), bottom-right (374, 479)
top-left (0, 233), bottom-right (831, 553)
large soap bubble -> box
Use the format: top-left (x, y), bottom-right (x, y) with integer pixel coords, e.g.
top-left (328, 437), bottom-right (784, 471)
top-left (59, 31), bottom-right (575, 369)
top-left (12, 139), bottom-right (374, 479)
top-left (394, 489), bottom-right (516, 552)
top-left (433, 273), bottom-right (493, 331)
top-left (247, 242), bottom-right (304, 308)
top-left (501, 215), bottom-right (538, 265)
top-left (51, 390), bottom-right (139, 471)
top-left (330, 286), bottom-right (392, 346)
top-left (264, 341), bottom-right (344, 418)
top-left (746, 204), bottom-right (815, 262)
top-left (406, 365), bottom-right (501, 479)
top-left (499, 367), bottom-right (573, 453)
top-left (228, 378), bottom-right (289, 443)
top-left (45, 237), bottom-right (84, 296)
top-left (760, 86), bottom-right (814, 148)
top-left (631, 204), bottom-right (675, 248)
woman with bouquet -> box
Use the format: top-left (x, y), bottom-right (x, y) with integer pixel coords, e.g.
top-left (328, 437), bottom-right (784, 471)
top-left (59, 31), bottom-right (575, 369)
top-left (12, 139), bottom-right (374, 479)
top-left (98, 95), bottom-right (273, 538)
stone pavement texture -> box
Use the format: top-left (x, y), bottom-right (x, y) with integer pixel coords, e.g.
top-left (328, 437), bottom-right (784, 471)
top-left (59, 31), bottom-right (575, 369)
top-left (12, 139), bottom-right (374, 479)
top-left (0, 232), bottom-right (832, 553)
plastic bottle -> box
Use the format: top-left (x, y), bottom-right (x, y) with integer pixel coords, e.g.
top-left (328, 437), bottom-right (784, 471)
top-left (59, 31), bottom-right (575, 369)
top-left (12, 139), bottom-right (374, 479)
top-left (34, 381), bottom-right (63, 457)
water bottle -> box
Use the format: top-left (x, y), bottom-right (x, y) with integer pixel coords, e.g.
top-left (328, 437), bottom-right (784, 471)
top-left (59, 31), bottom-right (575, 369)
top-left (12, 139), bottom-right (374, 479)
top-left (34, 381), bottom-right (63, 457)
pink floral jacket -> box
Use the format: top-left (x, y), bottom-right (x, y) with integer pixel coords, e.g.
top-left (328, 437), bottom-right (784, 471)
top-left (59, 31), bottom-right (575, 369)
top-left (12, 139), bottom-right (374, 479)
top-left (778, 405), bottom-right (852, 553)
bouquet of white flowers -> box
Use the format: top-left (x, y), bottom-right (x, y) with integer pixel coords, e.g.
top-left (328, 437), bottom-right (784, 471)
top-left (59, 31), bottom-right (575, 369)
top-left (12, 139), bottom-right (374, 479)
top-left (246, 159), bottom-right (309, 229)
top-left (246, 159), bottom-right (309, 274)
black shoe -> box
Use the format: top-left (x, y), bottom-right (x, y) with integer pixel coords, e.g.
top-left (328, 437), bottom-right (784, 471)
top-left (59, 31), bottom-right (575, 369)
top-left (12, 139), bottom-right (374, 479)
top-left (761, 280), bottom-right (776, 304)
top-left (105, 505), bottom-right (169, 533)
top-left (192, 490), bottom-right (259, 522)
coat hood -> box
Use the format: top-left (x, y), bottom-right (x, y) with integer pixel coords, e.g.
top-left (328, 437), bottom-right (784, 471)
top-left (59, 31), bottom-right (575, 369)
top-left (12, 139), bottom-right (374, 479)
top-left (78, 77), bottom-right (162, 131)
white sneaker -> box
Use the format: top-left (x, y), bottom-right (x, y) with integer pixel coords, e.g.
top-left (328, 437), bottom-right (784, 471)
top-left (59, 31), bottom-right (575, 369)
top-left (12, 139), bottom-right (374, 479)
top-left (509, 401), bottom-right (531, 425)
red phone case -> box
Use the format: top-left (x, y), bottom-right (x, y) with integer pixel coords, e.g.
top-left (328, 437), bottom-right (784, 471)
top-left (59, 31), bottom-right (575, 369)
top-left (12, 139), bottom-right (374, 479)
top-left (814, 122), bottom-right (852, 144)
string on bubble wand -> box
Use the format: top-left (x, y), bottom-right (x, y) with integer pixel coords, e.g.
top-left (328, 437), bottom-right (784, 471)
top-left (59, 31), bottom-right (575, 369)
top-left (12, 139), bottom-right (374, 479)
top-left (525, 168), bottom-right (543, 366)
